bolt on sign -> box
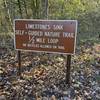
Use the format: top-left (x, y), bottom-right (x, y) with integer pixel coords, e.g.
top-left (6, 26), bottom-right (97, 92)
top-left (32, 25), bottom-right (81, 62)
top-left (14, 19), bottom-right (77, 54)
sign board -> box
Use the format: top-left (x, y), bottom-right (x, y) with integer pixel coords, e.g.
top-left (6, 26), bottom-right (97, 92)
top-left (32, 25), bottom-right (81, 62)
top-left (14, 19), bottom-right (77, 54)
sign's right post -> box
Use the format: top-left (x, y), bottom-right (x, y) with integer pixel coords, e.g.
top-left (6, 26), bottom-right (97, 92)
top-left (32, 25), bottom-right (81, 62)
top-left (66, 55), bottom-right (71, 86)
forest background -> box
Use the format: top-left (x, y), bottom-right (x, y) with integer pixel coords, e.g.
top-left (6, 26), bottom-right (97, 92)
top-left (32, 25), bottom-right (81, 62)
top-left (0, 0), bottom-right (100, 43)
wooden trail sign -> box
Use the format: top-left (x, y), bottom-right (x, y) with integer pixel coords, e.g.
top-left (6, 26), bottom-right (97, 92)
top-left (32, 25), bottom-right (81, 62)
top-left (14, 19), bottom-right (77, 54)
top-left (14, 19), bottom-right (78, 85)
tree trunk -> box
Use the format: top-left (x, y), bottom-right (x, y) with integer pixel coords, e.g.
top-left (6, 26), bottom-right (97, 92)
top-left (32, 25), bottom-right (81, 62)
top-left (23, 0), bottom-right (29, 18)
top-left (17, 0), bottom-right (23, 18)
top-left (42, 0), bottom-right (48, 19)
top-left (3, 0), bottom-right (13, 31)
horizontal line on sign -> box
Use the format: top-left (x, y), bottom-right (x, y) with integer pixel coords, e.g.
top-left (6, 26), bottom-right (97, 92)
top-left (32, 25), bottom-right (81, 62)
top-left (15, 48), bottom-right (75, 55)
top-left (14, 19), bottom-right (78, 22)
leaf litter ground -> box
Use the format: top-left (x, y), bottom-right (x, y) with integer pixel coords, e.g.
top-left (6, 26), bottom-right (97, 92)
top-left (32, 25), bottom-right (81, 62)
top-left (0, 40), bottom-right (100, 100)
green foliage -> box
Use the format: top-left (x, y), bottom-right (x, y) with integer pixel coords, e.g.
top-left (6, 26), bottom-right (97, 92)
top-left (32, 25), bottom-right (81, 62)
top-left (0, 0), bottom-right (100, 40)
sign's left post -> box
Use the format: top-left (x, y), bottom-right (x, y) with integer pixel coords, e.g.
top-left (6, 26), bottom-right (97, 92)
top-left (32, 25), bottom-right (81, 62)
top-left (17, 50), bottom-right (21, 76)
top-left (14, 20), bottom-right (21, 76)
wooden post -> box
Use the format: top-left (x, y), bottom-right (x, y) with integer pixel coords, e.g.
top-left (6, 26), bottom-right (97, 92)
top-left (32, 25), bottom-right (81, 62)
top-left (66, 55), bottom-right (71, 85)
top-left (17, 50), bottom-right (21, 76)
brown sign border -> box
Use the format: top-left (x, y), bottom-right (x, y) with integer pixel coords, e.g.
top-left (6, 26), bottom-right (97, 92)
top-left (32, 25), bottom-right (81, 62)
top-left (14, 19), bottom-right (78, 55)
